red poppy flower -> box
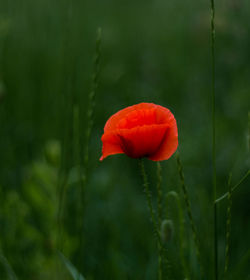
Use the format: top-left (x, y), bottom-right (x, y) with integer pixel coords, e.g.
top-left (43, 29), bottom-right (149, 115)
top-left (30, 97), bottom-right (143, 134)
top-left (100, 103), bottom-right (178, 161)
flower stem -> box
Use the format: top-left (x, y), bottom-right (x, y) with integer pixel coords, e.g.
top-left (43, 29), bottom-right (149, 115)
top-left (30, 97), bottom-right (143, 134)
top-left (157, 162), bottom-right (163, 225)
top-left (156, 162), bottom-right (163, 280)
top-left (139, 159), bottom-right (165, 280)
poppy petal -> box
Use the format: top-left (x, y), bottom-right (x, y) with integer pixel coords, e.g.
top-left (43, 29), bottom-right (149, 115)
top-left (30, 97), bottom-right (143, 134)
top-left (100, 103), bottom-right (178, 161)
top-left (104, 103), bottom-right (159, 132)
top-left (100, 132), bottom-right (124, 161)
top-left (149, 120), bottom-right (178, 161)
top-left (117, 124), bottom-right (169, 159)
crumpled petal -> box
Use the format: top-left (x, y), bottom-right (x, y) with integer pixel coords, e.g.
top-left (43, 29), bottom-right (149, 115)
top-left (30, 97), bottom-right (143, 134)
top-left (104, 103), bottom-right (160, 131)
top-left (100, 132), bottom-right (124, 161)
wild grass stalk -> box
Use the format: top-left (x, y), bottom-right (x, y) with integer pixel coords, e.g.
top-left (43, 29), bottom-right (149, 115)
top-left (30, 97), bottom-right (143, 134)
top-left (165, 191), bottom-right (189, 279)
top-left (139, 159), bottom-right (168, 280)
top-left (83, 27), bottom-right (102, 180)
top-left (176, 152), bottom-right (203, 278)
top-left (210, 0), bottom-right (218, 278)
top-left (224, 173), bottom-right (232, 277)
top-left (215, 170), bottom-right (249, 204)
top-left (80, 26), bottom-right (102, 211)
top-left (78, 27), bottom-right (102, 268)
top-left (57, 27), bottom-right (101, 273)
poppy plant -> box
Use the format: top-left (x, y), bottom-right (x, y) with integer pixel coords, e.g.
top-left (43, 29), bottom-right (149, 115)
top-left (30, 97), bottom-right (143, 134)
top-left (100, 102), bottom-right (178, 161)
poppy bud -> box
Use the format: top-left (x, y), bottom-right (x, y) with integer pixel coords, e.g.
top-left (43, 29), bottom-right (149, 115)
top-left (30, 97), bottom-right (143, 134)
top-left (161, 219), bottom-right (174, 243)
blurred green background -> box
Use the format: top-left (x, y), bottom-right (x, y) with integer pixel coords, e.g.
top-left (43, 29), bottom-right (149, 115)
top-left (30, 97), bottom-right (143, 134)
top-left (0, 0), bottom-right (249, 279)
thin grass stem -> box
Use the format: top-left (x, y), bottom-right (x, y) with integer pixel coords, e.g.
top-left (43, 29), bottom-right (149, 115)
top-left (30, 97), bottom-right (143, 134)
top-left (210, 0), bottom-right (218, 278)
top-left (166, 191), bottom-right (189, 279)
top-left (176, 152), bottom-right (203, 278)
top-left (224, 173), bottom-right (233, 276)
top-left (215, 170), bottom-right (250, 204)
top-left (83, 27), bottom-right (102, 177)
top-left (213, 203), bottom-right (218, 280)
top-left (78, 27), bottom-right (102, 270)
top-left (81, 27), bottom-right (102, 209)
top-left (139, 159), bottom-right (167, 279)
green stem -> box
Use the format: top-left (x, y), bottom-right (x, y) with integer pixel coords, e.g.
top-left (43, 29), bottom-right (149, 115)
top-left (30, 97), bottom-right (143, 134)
top-left (156, 162), bottom-right (163, 280)
top-left (156, 162), bottom-right (163, 224)
top-left (139, 159), bottom-right (165, 279)
top-left (81, 27), bottom-right (102, 208)
top-left (210, 0), bottom-right (217, 278)
top-left (83, 27), bottom-right (102, 173)
top-left (176, 152), bottom-right (203, 278)
top-left (78, 27), bottom-right (101, 271)
top-left (224, 173), bottom-right (233, 277)
top-left (166, 191), bottom-right (189, 279)
top-left (214, 203), bottom-right (218, 280)
top-left (215, 170), bottom-right (250, 204)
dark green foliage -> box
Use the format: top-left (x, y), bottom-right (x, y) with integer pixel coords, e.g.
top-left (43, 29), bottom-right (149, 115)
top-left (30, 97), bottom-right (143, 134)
top-left (0, 0), bottom-right (249, 279)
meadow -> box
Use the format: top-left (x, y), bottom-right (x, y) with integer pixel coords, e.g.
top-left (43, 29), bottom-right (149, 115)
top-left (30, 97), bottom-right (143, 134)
top-left (0, 0), bottom-right (249, 279)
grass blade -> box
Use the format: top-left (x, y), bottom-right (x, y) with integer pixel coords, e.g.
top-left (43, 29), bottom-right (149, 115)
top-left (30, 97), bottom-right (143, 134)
top-left (215, 170), bottom-right (250, 204)
top-left (58, 251), bottom-right (85, 280)
top-left (0, 253), bottom-right (18, 280)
